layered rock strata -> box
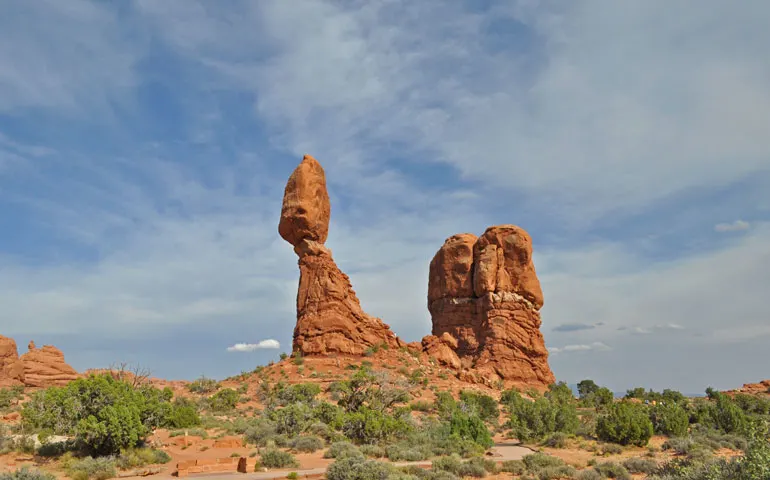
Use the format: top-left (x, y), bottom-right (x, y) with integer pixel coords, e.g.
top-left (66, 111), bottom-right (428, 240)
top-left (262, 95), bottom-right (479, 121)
top-left (280, 155), bottom-right (402, 355)
top-left (423, 225), bottom-right (554, 387)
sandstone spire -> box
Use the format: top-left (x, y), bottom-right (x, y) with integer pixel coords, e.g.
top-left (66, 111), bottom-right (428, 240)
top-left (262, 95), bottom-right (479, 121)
top-left (280, 155), bottom-right (401, 355)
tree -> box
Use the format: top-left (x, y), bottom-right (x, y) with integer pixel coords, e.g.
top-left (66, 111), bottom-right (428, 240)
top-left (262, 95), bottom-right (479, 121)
top-left (449, 409), bottom-right (494, 449)
top-left (649, 403), bottom-right (688, 437)
top-left (577, 380), bottom-right (600, 399)
top-left (596, 402), bottom-right (653, 446)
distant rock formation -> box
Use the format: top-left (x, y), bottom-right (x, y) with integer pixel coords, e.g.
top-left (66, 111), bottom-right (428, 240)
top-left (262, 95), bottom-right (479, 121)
top-left (423, 225), bottom-right (554, 388)
top-left (0, 335), bottom-right (25, 387)
top-left (20, 341), bottom-right (78, 387)
top-left (280, 155), bottom-right (402, 355)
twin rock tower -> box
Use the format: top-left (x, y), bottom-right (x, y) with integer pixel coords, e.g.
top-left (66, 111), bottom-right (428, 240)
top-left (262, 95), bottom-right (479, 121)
top-left (280, 155), bottom-right (554, 389)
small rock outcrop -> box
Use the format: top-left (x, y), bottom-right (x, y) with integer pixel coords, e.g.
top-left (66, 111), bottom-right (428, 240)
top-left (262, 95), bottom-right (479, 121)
top-left (280, 155), bottom-right (402, 355)
top-left (0, 335), bottom-right (25, 387)
top-left (20, 341), bottom-right (78, 387)
top-left (424, 225), bottom-right (554, 388)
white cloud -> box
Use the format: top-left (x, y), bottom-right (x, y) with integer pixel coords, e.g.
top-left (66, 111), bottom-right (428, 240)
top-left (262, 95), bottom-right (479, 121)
top-left (227, 339), bottom-right (280, 352)
top-left (550, 342), bottom-right (611, 354)
top-left (136, 0), bottom-right (770, 224)
top-left (715, 220), bottom-right (751, 232)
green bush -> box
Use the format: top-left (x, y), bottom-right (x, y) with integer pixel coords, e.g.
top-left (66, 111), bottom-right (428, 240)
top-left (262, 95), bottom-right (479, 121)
top-left (277, 383), bottom-right (321, 406)
top-left (326, 456), bottom-right (394, 480)
top-left (115, 448), bottom-right (172, 469)
top-left (167, 405), bottom-right (201, 428)
top-left (0, 467), bottom-right (55, 480)
top-left (187, 376), bottom-right (220, 394)
top-left (576, 470), bottom-right (602, 480)
top-left (458, 391), bottom-right (499, 424)
top-left (448, 409), bottom-right (493, 449)
top-left (359, 444), bottom-right (385, 458)
top-left (522, 453), bottom-right (565, 471)
top-left (432, 455), bottom-right (463, 474)
top-left (622, 457), bottom-right (658, 474)
top-left (324, 441), bottom-right (363, 460)
top-left (649, 403), bottom-right (689, 437)
top-left (259, 449), bottom-right (299, 469)
top-left (596, 402), bottom-right (653, 446)
top-left (455, 462), bottom-right (486, 478)
top-left (341, 407), bottom-right (412, 444)
top-left (290, 435), bottom-right (324, 453)
top-left (593, 461), bottom-right (630, 479)
top-left (385, 444), bottom-right (430, 462)
top-left (244, 418), bottom-right (278, 446)
top-left (541, 432), bottom-right (568, 448)
top-left (286, 473), bottom-right (298, 480)
top-left (534, 465), bottom-right (576, 479)
top-left (500, 460), bottom-right (525, 474)
top-left (503, 389), bottom-right (578, 442)
top-left (22, 374), bottom-right (176, 455)
top-left (63, 456), bottom-right (117, 480)
top-left (600, 443), bottom-right (623, 455)
top-left (0, 387), bottom-right (24, 411)
top-left (206, 388), bottom-right (239, 412)
top-left (272, 403), bottom-right (315, 436)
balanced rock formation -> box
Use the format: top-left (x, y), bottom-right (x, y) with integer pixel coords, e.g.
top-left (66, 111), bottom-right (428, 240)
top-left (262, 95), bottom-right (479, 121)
top-left (0, 335), bottom-right (25, 387)
top-left (280, 155), bottom-right (402, 355)
top-left (423, 225), bottom-right (554, 388)
top-left (20, 341), bottom-right (78, 387)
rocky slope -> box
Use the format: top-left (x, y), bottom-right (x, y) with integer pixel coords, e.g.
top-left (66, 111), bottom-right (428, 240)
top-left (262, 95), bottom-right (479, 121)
top-left (423, 225), bottom-right (554, 389)
top-left (0, 337), bottom-right (78, 388)
top-left (280, 155), bottom-right (402, 355)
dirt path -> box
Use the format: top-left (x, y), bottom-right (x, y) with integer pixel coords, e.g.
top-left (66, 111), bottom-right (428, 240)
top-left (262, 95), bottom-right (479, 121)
top-left (155, 444), bottom-right (535, 480)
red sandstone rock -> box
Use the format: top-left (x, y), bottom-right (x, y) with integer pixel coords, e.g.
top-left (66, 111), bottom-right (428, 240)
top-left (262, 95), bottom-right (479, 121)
top-left (0, 335), bottom-right (25, 387)
top-left (281, 155), bottom-right (402, 356)
top-left (426, 225), bottom-right (554, 389)
top-left (279, 155), bottom-right (331, 247)
top-left (20, 342), bottom-right (78, 387)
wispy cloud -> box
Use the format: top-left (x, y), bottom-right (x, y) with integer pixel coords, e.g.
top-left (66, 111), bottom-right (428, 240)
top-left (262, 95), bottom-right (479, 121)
top-left (715, 220), bottom-right (750, 232)
top-left (550, 342), bottom-right (611, 354)
top-left (553, 322), bottom-right (601, 332)
top-left (227, 340), bottom-right (281, 352)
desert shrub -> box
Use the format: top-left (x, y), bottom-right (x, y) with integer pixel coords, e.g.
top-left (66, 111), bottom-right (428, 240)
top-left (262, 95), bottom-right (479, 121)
top-left (290, 435), bottom-right (324, 453)
top-left (324, 441), bottom-right (364, 460)
top-left (433, 455), bottom-right (463, 474)
top-left (327, 456), bottom-right (394, 480)
top-left (455, 462), bottom-right (486, 478)
top-left (272, 402), bottom-right (315, 436)
top-left (503, 389), bottom-right (578, 442)
top-left (260, 449), bottom-right (299, 469)
top-left (170, 428), bottom-right (208, 438)
top-left (0, 387), bottom-right (24, 411)
top-left (534, 465), bottom-right (577, 480)
top-left (287, 473), bottom-right (298, 480)
top-left (313, 402), bottom-right (345, 428)
top-left (593, 461), bottom-right (630, 479)
top-left (167, 405), bottom-right (201, 428)
top-left (649, 403), bottom-right (689, 437)
top-left (522, 453), bottom-right (565, 471)
top-left (600, 443), bottom-right (623, 455)
top-left (342, 407), bottom-right (413, 444)
top-left (500, 459), bottom-right (525, 474)
top-left (465, 457), bottom-right (498, 474)
top-left (205, 388), bottom-right (239, 412)
top-left (115, 448), bottom-right (171, 469)
top-left (596, 402), bottom-right (653, 446)
top-left (622, 457), bottom-right (657, 475)
top-left (662, 437), bottom-right (697, 455)
top-left (277, 383), bottom-right (321, 406)
top-left (244, 418), bottom-right (278, 446)
top-left (448, 409), bottom-right (493, 449)
top-left (582, 388), bottom-right (614, 409)
top-left (691, 428), bottom-right (747, 451)
top-left (187, 376), bottom-right (220, 394)
top-left (410, 401), bottom-right (433, 412)
top-left (696, 391), bottom-right (748, 435)
top-left (63, 456), bottom-right (117, 480)
top-left (385, 444), bottom-right (430, 461)
top-left (359, 444), bottom-right (385, 458)
top-left (458, 391), bottom-right (499, 424)
top-left (0, 468), bottom-right (55, 480)
top-left (576, 470), bottom-right (602, 480)
top-left (22, 374), bottom-right (177, 455)
top-left (733, 394), bottom-right (770, 415)
top-left (541, 432), bottom-right (568, 448)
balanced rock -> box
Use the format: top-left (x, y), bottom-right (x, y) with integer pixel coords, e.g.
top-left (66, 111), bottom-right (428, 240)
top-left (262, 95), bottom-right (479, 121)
top-left (0, 335), bottom-right (25, 387)
top-left (425, 225), bottom-right (554, 388)
top-left (281, 155), bottom-right (401, 355)
top-left (20, 342), bottom-right (78, 387)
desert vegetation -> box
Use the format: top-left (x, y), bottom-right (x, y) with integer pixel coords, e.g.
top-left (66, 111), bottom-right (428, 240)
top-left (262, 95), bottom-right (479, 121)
top-left (2, 362), bottom-right (770, 480)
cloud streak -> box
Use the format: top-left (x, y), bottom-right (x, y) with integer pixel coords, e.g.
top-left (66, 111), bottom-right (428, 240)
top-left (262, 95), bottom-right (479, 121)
top-left (227, 340), bottom-right (281, 352)
top-left (715, 220), bottom-right (750, 232)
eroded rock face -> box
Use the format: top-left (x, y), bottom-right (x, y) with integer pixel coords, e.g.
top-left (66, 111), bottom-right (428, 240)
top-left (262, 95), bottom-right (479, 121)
top-left (425, 225), bottom-right (554, 389)
top-left (0, 335), bottom-right (25, 387)
top-left (20, 342), bottom-right (78, 388)
top-left (281, 155), bottom-right (401, 355)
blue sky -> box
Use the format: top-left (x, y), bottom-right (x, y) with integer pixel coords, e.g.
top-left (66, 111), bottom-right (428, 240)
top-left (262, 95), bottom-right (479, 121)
top-left (1, 0), bottom-right (769, 393)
